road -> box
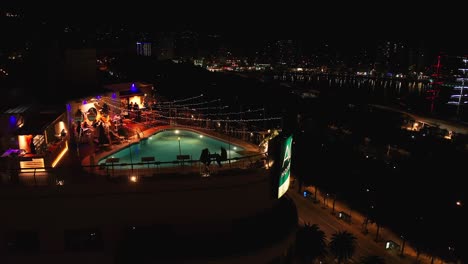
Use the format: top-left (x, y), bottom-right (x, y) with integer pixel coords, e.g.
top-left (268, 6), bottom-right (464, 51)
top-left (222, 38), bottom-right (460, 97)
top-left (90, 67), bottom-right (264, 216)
top-left (287, 177), bottom-right (445, 264)
top-left (370, 104), bottom-right (468, 135)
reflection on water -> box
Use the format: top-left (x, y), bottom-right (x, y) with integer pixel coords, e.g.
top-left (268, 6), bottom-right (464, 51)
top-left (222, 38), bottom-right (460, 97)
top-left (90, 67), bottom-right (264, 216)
top-left (272, 73), bottom-right (429, 100)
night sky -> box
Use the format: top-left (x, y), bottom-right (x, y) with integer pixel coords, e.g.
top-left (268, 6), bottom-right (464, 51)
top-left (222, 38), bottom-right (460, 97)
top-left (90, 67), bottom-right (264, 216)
top-left (3, 2), bottom-right (466, 55)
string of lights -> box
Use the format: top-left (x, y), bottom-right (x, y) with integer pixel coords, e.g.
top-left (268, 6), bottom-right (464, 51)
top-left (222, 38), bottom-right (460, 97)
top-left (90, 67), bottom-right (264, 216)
top-left (155, 98), bottom-right (221, 108)
top-left (202, 108), bottom-right (265, 116)
top-left (129, 119), bottom-right (220, 132)
top-left (97, 97), bottom-right (224, 118)
top-left (156, 114), bottom-right (282, 123)
top-left (90, 97), bottom-right (276, 135)
top-left (159, 94), bottom-right (205, 104)
top-left (186, 106), bottom-right (229, 111)
top-left (100, 97), bottom-right (124, 112)
top-left (96, 96), bottom-right (279, 133)
top-left (153, 105), bottom-right (228, 111)
top-left (96, 97), bottom-right (271, 122)
top-left (99, 95), bottom-right (259, 118)
top-left (127, 118), bottom-right (273, 135)
top-left (166, 108), bottom-right (264, 117)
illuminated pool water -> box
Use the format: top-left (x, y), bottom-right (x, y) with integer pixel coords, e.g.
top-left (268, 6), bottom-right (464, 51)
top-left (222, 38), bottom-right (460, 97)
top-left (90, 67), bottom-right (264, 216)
top-left (99, 129), bottom-right (245, 168)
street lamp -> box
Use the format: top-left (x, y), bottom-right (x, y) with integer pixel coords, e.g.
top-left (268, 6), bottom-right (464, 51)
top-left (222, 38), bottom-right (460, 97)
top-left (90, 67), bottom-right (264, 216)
top-left (400, 235), bottom-right (406, 257)
top-left (129, 142), bottom-right (133, 172)
top-left (324, 193), bottom-right (329, 206)
top-left (178, 136), bottom-right (181, 156)
top-left (228, 130), bottom-right (231, 167)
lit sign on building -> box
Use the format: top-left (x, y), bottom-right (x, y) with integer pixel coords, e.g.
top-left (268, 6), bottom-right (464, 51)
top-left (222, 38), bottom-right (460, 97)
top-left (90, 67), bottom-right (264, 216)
top-left (20, 158), bottom-right (45, 172)
top-left (277, 135), bottom-right (292, 198)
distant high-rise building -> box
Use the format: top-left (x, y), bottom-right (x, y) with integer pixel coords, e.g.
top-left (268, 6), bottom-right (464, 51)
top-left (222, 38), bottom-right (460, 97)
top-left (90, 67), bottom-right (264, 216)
top-left (416, 50), bottom-right (426, 73)
top-left (175, 31), bottom-right (198, 61)
top-left (407, 45), bottom-right (426, 74)
top-left (274, 40), bottom-right (301, 67)
top-left (198, 34), bottom-right (222, 60)
top-left (375, 41), bottom-right (408, 74)
top-left (156, 34), bottom-right (174, 61)
top-left (136, 42), bottom-right (152, 56)
top-left (255, 42), bottom-right (274, 65)
top-left (314, 42), bottom-right (332, 67)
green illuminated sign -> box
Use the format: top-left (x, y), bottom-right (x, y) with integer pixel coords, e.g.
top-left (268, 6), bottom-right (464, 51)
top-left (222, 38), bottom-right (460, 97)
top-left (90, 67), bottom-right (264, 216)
top-left (278, 135), bottom-right (292, 198)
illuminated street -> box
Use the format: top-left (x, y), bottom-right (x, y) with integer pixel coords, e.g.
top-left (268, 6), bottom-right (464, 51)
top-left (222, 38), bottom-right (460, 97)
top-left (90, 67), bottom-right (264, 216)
top-left (288, 177), bottom-right (444, 264)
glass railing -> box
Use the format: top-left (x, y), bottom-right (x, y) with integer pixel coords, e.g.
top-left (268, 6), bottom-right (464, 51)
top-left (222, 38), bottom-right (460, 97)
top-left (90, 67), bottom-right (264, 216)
top-left (1, 153), bottom-right (269, 187)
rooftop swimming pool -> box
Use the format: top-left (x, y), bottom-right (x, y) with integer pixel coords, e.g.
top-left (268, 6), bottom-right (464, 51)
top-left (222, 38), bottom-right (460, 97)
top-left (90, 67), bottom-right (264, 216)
top-left (98, 129), bottom-right (245, 168)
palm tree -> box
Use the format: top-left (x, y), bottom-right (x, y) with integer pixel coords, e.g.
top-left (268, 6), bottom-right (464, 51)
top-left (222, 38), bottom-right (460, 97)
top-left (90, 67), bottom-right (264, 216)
top-left (410, 240), bottom-right (424, 262)
top-left (329, 230), bottom-right (357, 264)
top-left (358, 255), bottom-right (385, 264)
top-left (369, 206), bottom-right (384, 242)
top-left (374, 223), bottom-right (381, 242)
top-left (331, 193), bottom-right (337, 214)
top-left (314, 185), bottom-right (318, 202)
top-left (295, 223), bottom-right (327, 263)
top-left (409, 215), bottom-right (428, 262)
